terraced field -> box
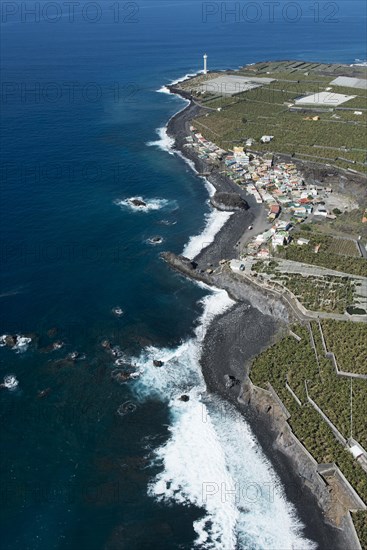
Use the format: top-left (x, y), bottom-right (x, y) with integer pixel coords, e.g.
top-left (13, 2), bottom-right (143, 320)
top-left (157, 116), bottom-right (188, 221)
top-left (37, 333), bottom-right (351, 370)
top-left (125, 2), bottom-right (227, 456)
top-left (321, 320), bottom-right (367, 375)
top-left (327, 238), bottom-right (360, 257)
top-left (276, 273), bottom-right (355, 314)
top-left (250, 323), bottom-right (367, 502)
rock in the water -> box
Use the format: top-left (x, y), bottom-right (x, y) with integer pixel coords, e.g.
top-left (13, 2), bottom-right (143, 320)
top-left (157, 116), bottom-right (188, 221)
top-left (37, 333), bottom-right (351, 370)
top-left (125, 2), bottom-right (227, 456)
top-left (147, 236), bottom-right (163, 245)
top-left (1, 375), bottom-right (19, 390)
top-left (38, 388), bottom-right (51, 399)
top-left (210, 192), bottom-right (249, 211)
top-left (5, 335), bottom-right (17, 348)
top-left (131, 198), bottom-right (147, 207)
top-left (52, 341), bottom-right (64, 351)
top-left (180, 394), bottom-right (190, 402)
top-left (112, 306), bottom-right (124, 317)
top-left (224, 374), bottom-right (240, 389)
top-left (111, 369), bottom-right (132, 383)
top-left (153, 359), bottom-right (164, 367)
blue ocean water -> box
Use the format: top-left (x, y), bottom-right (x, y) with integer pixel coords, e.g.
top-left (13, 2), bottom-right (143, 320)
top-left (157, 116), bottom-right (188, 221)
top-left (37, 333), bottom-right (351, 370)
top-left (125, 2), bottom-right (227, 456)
top-left (1, 1), bottom-right (366, 548)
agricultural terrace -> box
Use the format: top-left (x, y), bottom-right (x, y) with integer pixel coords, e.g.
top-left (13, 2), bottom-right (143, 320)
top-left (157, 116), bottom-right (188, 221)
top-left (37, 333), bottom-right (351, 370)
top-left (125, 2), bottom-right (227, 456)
top-left (307, 322), bottom-right (367, 444)
top-left (278, 274), bottom-right (355, 314)
top-left (320, 320), bottom-right (367, 375)
top-left (252, 261), bottom-right (358, 314)
top-left (250, 323), bottom-right (367, 502)
top-left (179, 61), bottom-right (367, 173)
top-left (276, 231), bottom-right (367, 277)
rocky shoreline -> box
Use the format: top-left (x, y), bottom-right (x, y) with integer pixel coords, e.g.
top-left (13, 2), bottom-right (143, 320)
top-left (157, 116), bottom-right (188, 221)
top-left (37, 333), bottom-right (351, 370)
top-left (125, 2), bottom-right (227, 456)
top-left (164, 94), bottom-right (353, 549)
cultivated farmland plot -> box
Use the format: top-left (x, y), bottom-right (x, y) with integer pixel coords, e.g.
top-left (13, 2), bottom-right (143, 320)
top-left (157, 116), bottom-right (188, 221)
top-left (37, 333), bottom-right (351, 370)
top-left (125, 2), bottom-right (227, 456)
top-left (327, 238), bottom-right (360, 257)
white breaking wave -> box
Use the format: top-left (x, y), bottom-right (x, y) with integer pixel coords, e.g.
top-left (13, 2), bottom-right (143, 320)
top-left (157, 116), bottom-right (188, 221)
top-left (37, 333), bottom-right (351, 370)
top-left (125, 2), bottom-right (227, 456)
top-left (152, 75), bottom-right (233, 260)
top-left (156, 85), bottom-right (171, 95)
top-left (351, 59), bottom-right (367, 66)
top-left (146, 126), bottom-right (175, 154)
top-left (182, 209), bottom-right (233, 260)
top-left (132, 288), bottom-right (233, 401)
top-left (114, 196), bottom-right (170, 212)
top-left (0, 334), bottom-right (32, 353)
top-left (150, 72), bottom-right (194, 151)
top-left (156, 73), bottom-right (198, 94)
top-left (129, 290), bottom-right (316, 550)
top-left (170, 72), bottom-right (200, 85)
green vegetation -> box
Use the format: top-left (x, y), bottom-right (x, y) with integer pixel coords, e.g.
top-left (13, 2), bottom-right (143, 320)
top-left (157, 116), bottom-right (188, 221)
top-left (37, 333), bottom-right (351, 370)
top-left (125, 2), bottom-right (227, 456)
top-left (277, 231), bottom-right (367, 277)
top-left (308, 323), bottom-right (367, 443)
top-left (281, 274), bottom-right (355, 314)
top-left (321, 320), bottom-right (367, 375)
top-left (332, 208), bottom-right (342, 216)
top-left (252, 261), bottom-right (356, 313)
top-left (326, 237), bottom-right (360, 257)
top-left (250, 324), bottom-right (367, 502)
top-left (251, 260), bottom-right (279, 275)
top-left (352, 511), bottom-right (367, 550)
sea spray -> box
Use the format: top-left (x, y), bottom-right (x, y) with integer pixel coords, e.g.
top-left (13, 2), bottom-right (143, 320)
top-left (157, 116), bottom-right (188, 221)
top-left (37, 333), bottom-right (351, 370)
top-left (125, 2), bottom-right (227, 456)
top-left (114, 196), bottom-right (172, 212)
top-left (130, 289), bottom-right (316, 550)
top-left (146, 127), bottom-right (175, 155)
top-left (148, 74), bottom-right (192, 152)
top-left (182, 209), bottom-right (233, 260)
top-left (151, 77), bottom-right (234, 260)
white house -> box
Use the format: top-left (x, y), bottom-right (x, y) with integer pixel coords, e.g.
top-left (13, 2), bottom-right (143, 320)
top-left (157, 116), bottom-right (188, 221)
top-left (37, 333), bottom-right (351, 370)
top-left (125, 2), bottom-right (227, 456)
top-left (260, 135), bottom-right (274, 144)
top-left (297, 238), bottom-right (310, 246)
top-left (315, 206), bottom-right (328, 217)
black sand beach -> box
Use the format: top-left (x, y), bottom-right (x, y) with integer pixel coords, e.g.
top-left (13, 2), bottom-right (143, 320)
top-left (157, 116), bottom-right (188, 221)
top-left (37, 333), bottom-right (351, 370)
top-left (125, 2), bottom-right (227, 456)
top-left (165, 97), bottom-right (351, 549)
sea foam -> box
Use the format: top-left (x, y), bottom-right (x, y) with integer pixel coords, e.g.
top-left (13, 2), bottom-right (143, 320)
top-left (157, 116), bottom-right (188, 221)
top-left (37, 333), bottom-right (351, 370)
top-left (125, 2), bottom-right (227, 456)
top-left (114, 196), bottom-right (170, 212)
top-left (146, 126), bottom-right (175, 155)
top-left (130, 290), bottom-right (316, 550)
top-left (0, 334), bottom-right (32, 353)
top-left (151, 76), bottom-right (233, 259)
top-left (351, 58), bottom-right (367, 66)
top-left (182, 209), bottom-right (232, 260)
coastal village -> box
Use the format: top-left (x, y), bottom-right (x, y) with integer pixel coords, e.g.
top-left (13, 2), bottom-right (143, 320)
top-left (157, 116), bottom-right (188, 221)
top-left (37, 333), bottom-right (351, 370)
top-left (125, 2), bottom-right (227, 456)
top-left (184, 126), bottom-right (339, 258)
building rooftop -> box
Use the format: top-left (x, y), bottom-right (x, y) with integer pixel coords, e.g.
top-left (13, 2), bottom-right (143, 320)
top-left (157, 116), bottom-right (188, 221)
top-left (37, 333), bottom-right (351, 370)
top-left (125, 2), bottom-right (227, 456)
top-left (330, 76), bottom-right (367, 90)
top-left (196, 75), bottom-right (275, 96)
top-left (295, 91), bottom-right (356, 107)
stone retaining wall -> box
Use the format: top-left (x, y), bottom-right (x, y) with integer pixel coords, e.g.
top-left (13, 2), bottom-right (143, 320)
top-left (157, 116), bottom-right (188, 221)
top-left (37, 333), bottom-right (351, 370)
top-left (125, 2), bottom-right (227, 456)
top-left (318, 321), bottom-right (367, 380)
top-left (305, 382), bottom-right (347, 446)
top-left (318, 463), bottom-right (367, 510)
top-left (246, 377), bottom-right (365, 548)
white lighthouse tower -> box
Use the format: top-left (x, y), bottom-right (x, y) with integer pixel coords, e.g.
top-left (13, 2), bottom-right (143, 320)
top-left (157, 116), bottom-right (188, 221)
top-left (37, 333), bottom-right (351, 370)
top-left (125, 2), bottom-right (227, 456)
top-left (203, 53), bottom-right (208, 75)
